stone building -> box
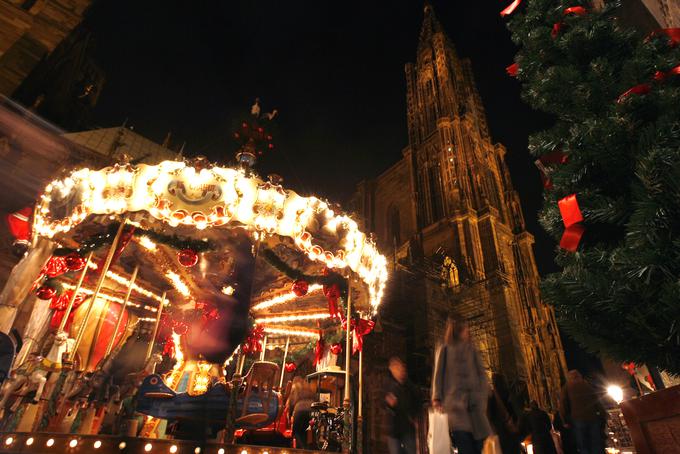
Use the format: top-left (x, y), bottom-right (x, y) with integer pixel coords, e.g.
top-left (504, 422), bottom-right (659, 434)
top-left (356, 5), bottom-right (567, 412)
top-left (0, 0), bottom-right (92, 97)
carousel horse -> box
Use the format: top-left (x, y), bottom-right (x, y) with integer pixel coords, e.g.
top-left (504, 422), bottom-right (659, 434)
top-left (0, 353), bottom-right (43, 408)
top-left (0, 332), bottom-right (72, 408)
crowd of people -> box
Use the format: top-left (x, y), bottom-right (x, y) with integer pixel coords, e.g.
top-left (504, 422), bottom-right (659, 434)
top-left (384, 317), bottom-right (609, 454)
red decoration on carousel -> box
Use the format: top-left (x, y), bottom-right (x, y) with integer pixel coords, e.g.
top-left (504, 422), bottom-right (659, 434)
top-left (292, 279), bottom-right (309, 297)
top-left (330, 343), bottom-right (342, 355)
top-left (244, 325), bottom-right (265, 355)
top-left (163, 337), bottom-right (176, 358)
top-left (36, 284), bottom-right (57, 300)
top-left (313, 337), bottom-right (325, 366)
top-left (323, 283), bottom-right (341, 319)
top-left (177, 248), bottom-right (199, 267)
top-left (506, 63), bottom-right (519, 77)
top-left (284, 362), bottom-right (297, 373)
top-left (500, 0), bottom-right (521, 17)
top-left (64, 252), bottom-right (86, 272)
top-left (43, 256), bottom-right (68, 278)
top-left (342, 318), bottom-right (375, 354)
top-left (49, 290), bottom-right (84, 311)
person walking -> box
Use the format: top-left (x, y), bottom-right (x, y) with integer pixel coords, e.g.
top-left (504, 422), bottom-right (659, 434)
top-left (487, 374), bottom-right (521, 454)
top-left (286, 376), bottom-right (315, 449)
top-left (519, 401), bottom-right (557, 454)
top-left (431, 316), bottom-right (492, 454)
top-left (385, 356), bottom-right (418, 454)
top-left (560, 370), bottom-right (607, 454)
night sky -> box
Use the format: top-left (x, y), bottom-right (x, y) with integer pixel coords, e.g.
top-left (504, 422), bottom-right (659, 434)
top-left (82, 1), bottom-right (598, 372)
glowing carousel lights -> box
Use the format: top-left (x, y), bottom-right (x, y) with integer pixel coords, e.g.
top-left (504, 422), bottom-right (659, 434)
top-left (33, 160), bottom-right (388, 312)
top-left (254, 312), bottom-right (330, 324)
top-left (262, 326), bottom-right (321, 338)
top-left (88, 261), bottom-right (164, 302)
top-left (60, 282), bottom-right (160, 312)
top-left (165, 270), bottom-right (191, 297)
top-left (251, 283), bottom-right (323, 311)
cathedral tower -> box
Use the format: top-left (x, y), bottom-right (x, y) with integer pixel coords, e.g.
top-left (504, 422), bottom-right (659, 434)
top-left (356, 5), bottom-right (567, 409)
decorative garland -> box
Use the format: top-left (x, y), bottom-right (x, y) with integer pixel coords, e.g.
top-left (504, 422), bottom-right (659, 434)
top-left (53, 222), bottom-right (216, 256)
top-left (262, 249), bottom-right (347, 292)
top-left (288, 327), bottom-right (345, 363)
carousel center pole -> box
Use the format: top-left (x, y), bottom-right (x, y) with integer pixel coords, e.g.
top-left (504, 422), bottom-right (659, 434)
top-left (145, 291), bottom-right (167, 366)
top-left (343, 275), bottom-right (353, 454)
top-left (70, 220), bottom-right (127, 363)
top-left (104, 264), bottom-right (139, 358)
top-left (279, 335), bottom-right (290, 388)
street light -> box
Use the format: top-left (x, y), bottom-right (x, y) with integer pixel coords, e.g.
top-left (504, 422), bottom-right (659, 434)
top-left (607, 385), bottom-right (624, 404)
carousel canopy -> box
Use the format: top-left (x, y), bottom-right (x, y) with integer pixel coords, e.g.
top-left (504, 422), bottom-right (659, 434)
top-left (31, 159), bottom-right (388, 362)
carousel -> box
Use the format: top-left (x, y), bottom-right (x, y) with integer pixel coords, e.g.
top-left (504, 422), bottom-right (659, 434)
top-left (0, 138), bottom-right (388, 454)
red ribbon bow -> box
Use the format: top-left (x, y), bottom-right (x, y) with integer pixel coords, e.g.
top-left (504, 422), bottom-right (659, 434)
top-left (564, 6), bottom-right (587, 16)
top-left (323, 283), bottom-right (342, 319)
top-left (342, 318), bottom-right (375, 354)
top-left (506, 63), bottom-right (519, 77)
top-left (617, 83), bottom-right (651, 103)
top-left (558, 194), bottom-right (585, 252)
top-left (43, 256), bottom-right (68, 278)
top-left (313, 337), bottom-right (325, 366)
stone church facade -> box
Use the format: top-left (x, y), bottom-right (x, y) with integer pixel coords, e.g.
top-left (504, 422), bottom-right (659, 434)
top-left (356, 5), bottom-right (567, 412)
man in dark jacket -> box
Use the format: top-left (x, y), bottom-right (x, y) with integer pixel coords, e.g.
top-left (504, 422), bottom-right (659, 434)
top-left (385, 357), bottom-right (418, 454)
top-left (560, 370), bottom-right (607, 454)
top-left (519, 401), bottom-right (557, 454)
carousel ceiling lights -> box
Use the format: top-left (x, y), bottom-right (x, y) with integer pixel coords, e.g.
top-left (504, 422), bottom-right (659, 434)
top-left (262, 326), bottom-right (320, 339)
top-left (254, 312), bottom-right (330, 324)
top-left (33, 160), bottom-right (388, 312)
top-left (88, 262), bottom-right (164, 303)
top-left (164, 270), bottom-right (191, 298)
top-left (61, 282), bottom-right (159, 312)
top-left (251, 284), bottom-right (323, 311)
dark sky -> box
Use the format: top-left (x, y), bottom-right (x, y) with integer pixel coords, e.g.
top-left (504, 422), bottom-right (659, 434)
top-left (84, 1), bottom-right (558, 272)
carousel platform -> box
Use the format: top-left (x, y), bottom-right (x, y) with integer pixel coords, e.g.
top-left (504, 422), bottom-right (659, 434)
top-left (0, 433), bottom-right (322, 454)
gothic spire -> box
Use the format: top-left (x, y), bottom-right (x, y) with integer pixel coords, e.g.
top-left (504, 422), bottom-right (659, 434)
top-left (418, 1), bottom-right (444, 50)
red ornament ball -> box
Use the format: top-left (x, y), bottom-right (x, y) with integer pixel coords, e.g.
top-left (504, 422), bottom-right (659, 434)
top-left (284, 362), bottom-right (297, 373)
top-left (36, 284), bottom-right (57, 300)
top-left (330, 343), bottom-right (342, 355)
top-left (64, 252), bottom-right (86, 272)
top-left (292, 279), bottom-right (309, 297)
top-left (177, 248), bottom-right (199, 267)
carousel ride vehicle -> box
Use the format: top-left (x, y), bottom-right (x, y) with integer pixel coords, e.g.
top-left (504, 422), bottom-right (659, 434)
top-left (0, 148), bottom-right (388, 452)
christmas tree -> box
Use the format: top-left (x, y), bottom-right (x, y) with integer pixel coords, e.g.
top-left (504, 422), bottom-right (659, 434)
top-left (505, 1), bottom-right (680, 372)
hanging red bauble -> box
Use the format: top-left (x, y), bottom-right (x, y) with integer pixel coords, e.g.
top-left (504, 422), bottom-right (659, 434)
top-left (177, 248), bottom-right (199, 267)
top-left (36, 284), bottom-right (57, 300)
top-left (292, 279), bottom-right (309, 297)
top-left (330, 343), bottom-right (342, 355)
top-left (285, 362), bottom-right (297, 373)
top-left (64, 252), bottom-right (86, 272)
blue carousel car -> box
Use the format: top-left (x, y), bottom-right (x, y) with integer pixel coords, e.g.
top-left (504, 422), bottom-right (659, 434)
top-left (136, 371), bottom-right (280, 429)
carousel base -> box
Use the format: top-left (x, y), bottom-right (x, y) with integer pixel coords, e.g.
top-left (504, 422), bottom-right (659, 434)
top-left (0, 433), bottom-right (324, 454)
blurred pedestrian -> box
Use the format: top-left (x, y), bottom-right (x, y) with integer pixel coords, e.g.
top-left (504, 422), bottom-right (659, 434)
top-left (286, 376), bottom-right (315, 449)
top-left (432, 316), bottom-right (492, 454)
top-left (385, 357), bottom-right (418, 454)
top-left (487, 374), bottom-right (521, 454)
top-left (553, 410), bottom-right (577, 454)
top-left (519, 401), bottom-right (557, 454)
top-left (560, 370), bottom-right (607, 454)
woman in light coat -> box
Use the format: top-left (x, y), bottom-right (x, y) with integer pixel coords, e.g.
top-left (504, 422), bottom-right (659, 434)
top-left (431, 316), bottom-right (492, 454)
